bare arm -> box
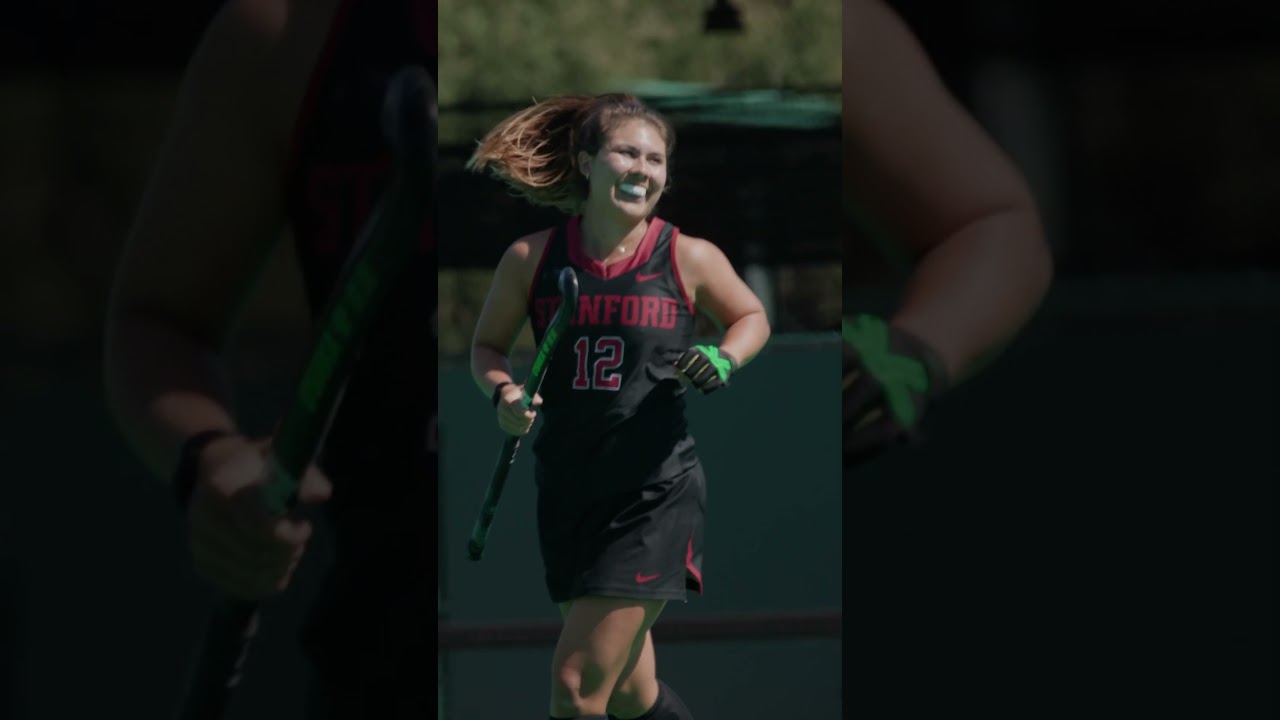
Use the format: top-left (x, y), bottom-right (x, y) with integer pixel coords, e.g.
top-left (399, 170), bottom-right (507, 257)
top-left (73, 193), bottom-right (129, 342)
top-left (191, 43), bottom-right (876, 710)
top-left (469, 233), bottom-right (546, 398)
top-left (677, 235), bottom-right (771, 368)
top-left (845, 0), bottom-right (1053, 382)
top-left (104, 0), bottom-right (318, 479)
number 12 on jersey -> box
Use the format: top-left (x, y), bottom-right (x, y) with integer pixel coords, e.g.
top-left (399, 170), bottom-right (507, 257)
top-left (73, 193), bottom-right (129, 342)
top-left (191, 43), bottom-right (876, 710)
top-left (572, 335), bottom-right (624, 391)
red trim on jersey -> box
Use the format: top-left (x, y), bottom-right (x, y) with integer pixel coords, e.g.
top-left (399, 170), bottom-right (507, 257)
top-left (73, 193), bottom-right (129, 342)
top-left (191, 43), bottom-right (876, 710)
top-left (686, 534), bottom-right (703, 596)
top-left (567, 216), bottom-right (665, 280)
top-left (283, 0), bottom-right (356, 195)
top-left (669, 226), bottom-right (696, 316)
top-left (525, 228), bottom-right (556, 309)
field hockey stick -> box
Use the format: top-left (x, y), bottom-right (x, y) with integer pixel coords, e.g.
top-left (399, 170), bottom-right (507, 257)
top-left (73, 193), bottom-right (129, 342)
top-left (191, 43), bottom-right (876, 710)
top-left (466, 266), bottom-right (579, 561)
top-left (173, 64), bottom-right (436, 720)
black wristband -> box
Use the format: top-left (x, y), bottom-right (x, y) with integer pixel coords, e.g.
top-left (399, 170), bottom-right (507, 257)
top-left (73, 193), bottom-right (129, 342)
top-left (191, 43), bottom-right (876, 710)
top-left (888, 325), bottom-right (950, 399)
top-left (719, 349), bottom-right (739, 374)
top-left (171, 429), bottom-right (234, 512)
top-left (491, 381), bottom-right (513, 408)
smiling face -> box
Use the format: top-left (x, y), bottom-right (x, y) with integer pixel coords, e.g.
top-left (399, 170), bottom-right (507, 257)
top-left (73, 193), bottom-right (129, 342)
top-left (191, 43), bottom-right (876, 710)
top-left (579, 118), bottom-right (670, 222)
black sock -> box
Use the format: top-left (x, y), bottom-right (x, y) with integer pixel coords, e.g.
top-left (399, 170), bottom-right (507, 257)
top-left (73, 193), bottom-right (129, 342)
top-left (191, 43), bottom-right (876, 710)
top-left (608, 679), bottom-right (694, 720)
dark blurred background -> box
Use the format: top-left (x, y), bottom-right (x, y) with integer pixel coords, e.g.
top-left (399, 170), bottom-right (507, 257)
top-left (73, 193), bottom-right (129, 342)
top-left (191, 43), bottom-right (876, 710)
top-left (848, 1), bottom-right (1276, 718)
top-left (851, 0), bottom-right (1280, 280)
top-left (0, 0), bottom-right (1274, 718)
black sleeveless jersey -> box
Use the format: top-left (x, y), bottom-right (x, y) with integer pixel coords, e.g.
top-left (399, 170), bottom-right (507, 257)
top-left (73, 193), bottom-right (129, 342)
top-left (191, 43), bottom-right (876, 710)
top-left (527, 216), bottom-right (700, 492)
top-left (283, 0), bottom-right (436, 486)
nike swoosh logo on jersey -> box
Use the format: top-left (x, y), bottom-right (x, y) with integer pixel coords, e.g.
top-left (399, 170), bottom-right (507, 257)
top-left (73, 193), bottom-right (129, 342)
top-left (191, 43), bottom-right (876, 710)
top-left (635, 572), bottom-right (661, 583)
top-left (636, 272), bottom-right (664, 283)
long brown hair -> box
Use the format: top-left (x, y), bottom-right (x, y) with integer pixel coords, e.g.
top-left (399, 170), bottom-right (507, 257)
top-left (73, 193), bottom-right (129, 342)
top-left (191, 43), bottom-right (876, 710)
top-left (467, 93), bottom-right (676, 214)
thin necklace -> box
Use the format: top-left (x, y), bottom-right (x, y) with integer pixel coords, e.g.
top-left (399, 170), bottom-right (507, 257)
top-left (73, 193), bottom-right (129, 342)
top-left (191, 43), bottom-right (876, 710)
top-left (583, 218), bottom-right (638, 259)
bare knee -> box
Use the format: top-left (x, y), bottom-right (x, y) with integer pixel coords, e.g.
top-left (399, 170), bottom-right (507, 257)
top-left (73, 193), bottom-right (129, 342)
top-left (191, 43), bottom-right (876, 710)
top-left (551, 661), bottom-right (609, 716)
top-left (551, 597), bottom-right (665, 716)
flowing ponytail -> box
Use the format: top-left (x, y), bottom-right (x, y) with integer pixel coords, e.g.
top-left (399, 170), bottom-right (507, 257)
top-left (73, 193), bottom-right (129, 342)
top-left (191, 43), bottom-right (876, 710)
top-left (467, 93), bottom-right (675, 214)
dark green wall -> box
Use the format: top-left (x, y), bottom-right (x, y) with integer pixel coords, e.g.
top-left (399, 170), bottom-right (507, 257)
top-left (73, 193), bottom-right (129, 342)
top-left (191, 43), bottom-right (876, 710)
top-left (438, 341), bottom-right (843, 719)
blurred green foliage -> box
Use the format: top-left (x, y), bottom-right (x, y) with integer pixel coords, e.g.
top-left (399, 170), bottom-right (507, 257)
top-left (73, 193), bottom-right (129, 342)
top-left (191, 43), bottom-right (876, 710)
top-left (437, 0), bottom-right (841, 107)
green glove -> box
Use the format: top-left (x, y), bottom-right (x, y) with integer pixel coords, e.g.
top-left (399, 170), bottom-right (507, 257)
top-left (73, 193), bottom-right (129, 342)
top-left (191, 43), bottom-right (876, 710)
top-left (675, 345), bottom-right (736, 394)
top-left (843, 314), bottom-right (947, 466)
